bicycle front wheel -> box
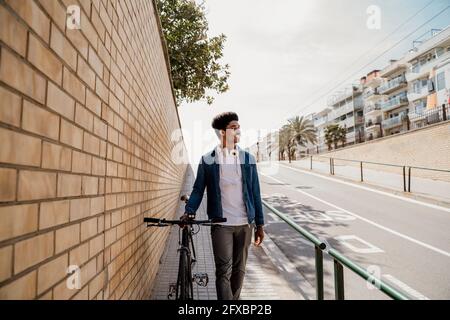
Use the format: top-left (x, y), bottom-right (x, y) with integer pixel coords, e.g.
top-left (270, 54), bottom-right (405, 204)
top-left (177, 249), bottom-right (193, 300)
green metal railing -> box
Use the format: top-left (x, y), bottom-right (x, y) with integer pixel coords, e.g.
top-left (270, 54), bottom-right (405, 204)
top-left (262, 200), bottom-right (410, 300)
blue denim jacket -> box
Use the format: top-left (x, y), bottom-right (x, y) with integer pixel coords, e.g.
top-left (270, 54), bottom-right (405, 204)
top-left (185, 147), bottom-right (264, 226)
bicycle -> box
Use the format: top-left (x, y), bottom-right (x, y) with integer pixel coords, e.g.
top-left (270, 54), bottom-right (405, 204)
top-left (144, 195), bottom-right (226, 300)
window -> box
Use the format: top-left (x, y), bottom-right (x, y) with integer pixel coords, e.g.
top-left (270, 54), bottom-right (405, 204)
top-left (436, 71), bottom-right (445, 91)
top-left (421, 79), bottom-right (428, 87)
top-left (413, 81), bottom-right (421, 93)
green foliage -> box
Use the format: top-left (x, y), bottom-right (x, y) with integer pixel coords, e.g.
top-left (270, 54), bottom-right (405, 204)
top-left (278, 116), bottom-right (317, 162)
top-left (156, 0), bottom-right (230, 106)
top-left (324, 124), bottom-right (347, 150)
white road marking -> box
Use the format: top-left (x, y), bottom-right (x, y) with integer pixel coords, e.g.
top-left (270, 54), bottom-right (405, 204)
top-left (334, 235), bottom-right (384, 254)
top-left (383, 274), bottom-right (430, 300)
top-left (260, 172), bottom-right (450, 258)
top-left (276, 163), bottom-right (450, 213)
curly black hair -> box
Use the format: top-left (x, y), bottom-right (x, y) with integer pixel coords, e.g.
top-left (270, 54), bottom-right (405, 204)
top-left (211, 112), bottom-right (239, 131)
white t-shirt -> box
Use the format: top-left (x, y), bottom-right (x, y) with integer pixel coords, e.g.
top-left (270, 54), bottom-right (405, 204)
top-left (216, 145), bottom-right (248, 226)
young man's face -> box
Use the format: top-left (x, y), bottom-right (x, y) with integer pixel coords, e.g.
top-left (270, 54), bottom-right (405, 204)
top-left (223, 120), bottom-right (241, 144)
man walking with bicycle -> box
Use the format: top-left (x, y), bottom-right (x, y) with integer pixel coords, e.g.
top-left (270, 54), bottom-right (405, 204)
top-left (181, 111), bottom-right (265, 300)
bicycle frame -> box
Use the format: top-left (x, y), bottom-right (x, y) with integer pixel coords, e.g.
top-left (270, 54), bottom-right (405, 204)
top-left (143, 197), bottom-right (226, 300)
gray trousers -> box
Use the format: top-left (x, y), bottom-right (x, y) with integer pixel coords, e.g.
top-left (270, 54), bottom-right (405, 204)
top-left (211, 224), bottom-right (253, 300)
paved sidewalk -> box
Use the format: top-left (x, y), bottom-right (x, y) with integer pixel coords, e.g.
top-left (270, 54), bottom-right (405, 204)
top-left (149, 167), bottom-right (308, 300)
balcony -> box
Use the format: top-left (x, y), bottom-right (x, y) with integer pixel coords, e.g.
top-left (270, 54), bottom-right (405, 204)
top-left (406, 50), bottom-right (450, 82)
top-left (378, 75), bottom-right (407, 95)
top-left (365, 116), bottom-right (382, 130)
top-left (364, 103), bottom-right (382, 114)
top-left (355, 116), bottom-right (364, 125)
top-left (407, 87), bottom-right (428, 102)
top-left (381, 96), bottom-right (408, 112)
top-left (382, 114), bottom-right (406, 130)
top-left (363, 88), bottom-right (385, 103)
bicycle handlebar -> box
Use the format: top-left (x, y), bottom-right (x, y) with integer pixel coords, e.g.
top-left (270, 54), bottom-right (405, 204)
top-left (143, 194), bottom-right (226, 226)
top-left (144, 217), bottom-right (227, 226)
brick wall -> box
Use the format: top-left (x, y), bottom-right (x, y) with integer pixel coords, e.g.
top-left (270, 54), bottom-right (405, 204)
top-left (315, 121), bottom-right (450, 181)
top-left (0, 0), bottom-right (187, 299)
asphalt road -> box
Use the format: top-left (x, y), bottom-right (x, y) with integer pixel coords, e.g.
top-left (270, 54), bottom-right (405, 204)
top-left (257, 162), bottom-right (450, 300)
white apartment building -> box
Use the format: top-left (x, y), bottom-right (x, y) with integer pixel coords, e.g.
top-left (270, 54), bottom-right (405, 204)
top-left (378, 57), bottom-right (410, 136)
top-left (361, 70), bottom-right (384, 140)
top-left (327, 85), bottom-right (365, 145)
top-left (313, 108), bottom-right (331, 152)
top-left (406, 26), bottom-right (450, 129)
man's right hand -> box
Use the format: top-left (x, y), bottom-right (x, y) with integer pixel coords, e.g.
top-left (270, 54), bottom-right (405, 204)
top-left (180, 213), bottom-right (195, 228)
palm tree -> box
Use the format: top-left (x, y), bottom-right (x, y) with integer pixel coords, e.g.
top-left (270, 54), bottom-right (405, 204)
top-left (279, 124), bottom-right (296, 162)
top-left (288, 116), bottom-right (317, 154)
top-left (324, 124), bottom-right (340, 150)
top-left (338, 126), bottom-right (347, 148)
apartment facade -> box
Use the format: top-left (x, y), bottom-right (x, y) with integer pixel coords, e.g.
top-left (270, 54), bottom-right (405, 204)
top-left (406, 27), bottom-right (450, 130)
top-left (313, 108), bottom-right (331, 151)
top-left (327, 85), bottom-right (365, 145)
top-left (361, 70), bottom-right (384, 140)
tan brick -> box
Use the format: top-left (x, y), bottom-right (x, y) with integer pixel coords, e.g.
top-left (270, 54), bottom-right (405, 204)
top-left (53, 277), bottom-right (77, 300)
top-left (91, 6), bottom-right (106, 42)
top-left (46, 81), bottom-right (75, 120)
top-left (80, 10), bottom-right (98, 48)
top-left (92, 156), bottom-right (106, 176)
top-left (0, 86), bottom-right (22, 127)
top-left (75, 104), bottom-right (94, 131)
top-left (0, 245), bottom-right (13, 282)
top-left (42, 142), bottom-right (72, 171)
top-left (0, 270), bottom-right (37, 300)
top-left (69, 198), bottom-right (90, 222)
top-left (57, 173), bottom-right (82, 197)
top-left (78, 0), bottom-right (92, 17)
top-left (22, 100), bottom-right (60, 140)
top-left (80, 257), bottom-right (97, 285)
top-left (81, 217), bottom-right (97, 241)
top-left (38, 0), bottom-right (66, 31)
top-left (28, 33), bottom-right (63, 84)
top-left (89, 233), bottom-right (103, 258)
top-left (89, 270), bottom-right (105, 299)
top-left (86, 89), bottom-right (102, 116)
top-left (18, 170), bottom-right (57, 201)
top-left (0, 168), bottom-right (17, 202)
top-left (72, 285), bottom-right (88, 300)
top-left (14, 232), bottom-right (54, 273)
top-left (50, 23), bottom-right (77, 70)
top-left (95, 76), bottom-right (109, 103)
top-left (0, 127), bottom-right (42, 167)
top-left (83, 131), bottom-right (100, 155)
top-left (82, 176), bottom-right (98, 196)
top-left (38, 290), bottom-right (53, 300)
top-left (63, 67), bottom-right (86, 104)
top-left (90, 196), bottom-right (104, 216)
top-left (99, 2), bottom-right (112, 35)
top-left (69, 242), bottom-right (89, 266)
top-left (55, 223), bottom-right (80, 254)
top-left (0, 48), bottom-right (46, 104)
top-left (39, 200), bottom-right (70, 229)
top-left (88, 46), bottom-right (103, 78)
top-left (93, 116), bottom-right (107, 139)
top-left (0, 204), bottom-right (38, 242)
top-left (37, 253), bottom-right (68, 294)
top-left (72, 150), bottom-right (92, 174)
top-left (60, 118), bottom-right (83, 149)
top-left (0, 5), bottom-right (27, 57)
top-left (66, 27), bottom-right (88, 56)
top-left (77, 56), bottom-right (96, 90)
top-left (6, 0), bottom-right (50, 43)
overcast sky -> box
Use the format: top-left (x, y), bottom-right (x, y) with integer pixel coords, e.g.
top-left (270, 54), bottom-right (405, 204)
top-left (178, 0), bottom-right (450, 164)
